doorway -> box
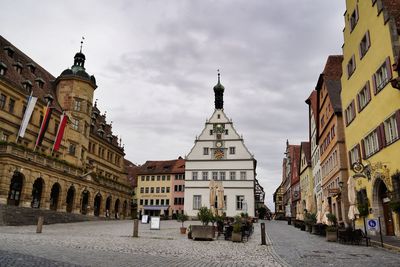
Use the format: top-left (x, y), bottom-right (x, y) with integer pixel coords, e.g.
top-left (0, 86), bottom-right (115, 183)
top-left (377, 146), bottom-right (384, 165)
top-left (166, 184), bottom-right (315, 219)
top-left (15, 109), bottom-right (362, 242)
top-left (50, 183), bottom-right (61, 211)
top-left (81, 190), bottom-right (90, 215)
top-left (7, 172), bottom-right (24, 206)
top-left (94, 193), bottom-right (102, 217)
top-left (374, 179), bottom-right (394, 236)
top-left (66, 186), bottom-right (75, 213)
top-left (31, 178), bottom-right (44, 208)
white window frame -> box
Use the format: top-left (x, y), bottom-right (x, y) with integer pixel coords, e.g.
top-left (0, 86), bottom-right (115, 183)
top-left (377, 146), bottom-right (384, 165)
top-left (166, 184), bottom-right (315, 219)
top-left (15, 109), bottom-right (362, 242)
top-left (236, 195), bottom-right (244, 210)
top-left (229, 147), bottom-right (236, 154)
top-left (192, 172), bottom-right (198, 180)
top-left (230, 171), bottom-right (236, 180)
top-left (212, 171), bottom-right (218, 180)
top-left (202, 171), bottom-right (208, 180)
top-left (364, 131), bottom-right (379, 157)
top-left (219, 172), bottom-right (225, 180)
top-left (193, 195), bottom-right (202, 210)
top-left (240, 171), bottom-right (246, 180)
top-left (384, 115), bottom-right (398, 144)
top-left (203, 147), bottom-right (209, 155)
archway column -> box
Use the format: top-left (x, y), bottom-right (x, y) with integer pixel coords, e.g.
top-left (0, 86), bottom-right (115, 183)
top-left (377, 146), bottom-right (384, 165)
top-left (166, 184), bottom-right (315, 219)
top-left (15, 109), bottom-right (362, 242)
top-left (58, 181), bottom-right (67, 212)
top-left (0, 166), bottom-right (14, 204)
top-left (20, 171), bottom-right (33, 208)
top-left (41, 175), bottom-right (50, 210)
top-left (87, 190), bottom-right (94, 216)
top-left (72, 186), bottom-right (82, 214)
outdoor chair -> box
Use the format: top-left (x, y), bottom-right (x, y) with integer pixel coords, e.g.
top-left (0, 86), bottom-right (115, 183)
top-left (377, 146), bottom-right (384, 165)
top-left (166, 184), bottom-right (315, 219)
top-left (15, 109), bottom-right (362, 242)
top-left (352, 229), bottom-right (370, 246)
top-left (224, 225), bottom-right (233, 240)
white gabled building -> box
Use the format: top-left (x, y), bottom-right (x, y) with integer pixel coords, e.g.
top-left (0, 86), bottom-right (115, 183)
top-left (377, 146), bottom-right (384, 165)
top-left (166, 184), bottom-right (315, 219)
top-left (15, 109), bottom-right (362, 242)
top-left (184, 74), bottom-right (256, 217)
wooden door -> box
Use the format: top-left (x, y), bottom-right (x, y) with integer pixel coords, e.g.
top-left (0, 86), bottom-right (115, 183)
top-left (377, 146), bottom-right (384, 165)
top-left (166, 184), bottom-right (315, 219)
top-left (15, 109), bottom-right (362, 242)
top-left (383, 202), bottom-right (394, 236)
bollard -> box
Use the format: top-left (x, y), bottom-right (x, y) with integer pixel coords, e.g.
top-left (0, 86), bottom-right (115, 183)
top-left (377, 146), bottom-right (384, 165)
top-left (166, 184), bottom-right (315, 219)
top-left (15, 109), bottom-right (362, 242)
top-left (133, 219), bottom-right (139, 237)
top-left (261, 222), bottom-right (266, 245)
top-left (36, 216), bottom-right (44, 234)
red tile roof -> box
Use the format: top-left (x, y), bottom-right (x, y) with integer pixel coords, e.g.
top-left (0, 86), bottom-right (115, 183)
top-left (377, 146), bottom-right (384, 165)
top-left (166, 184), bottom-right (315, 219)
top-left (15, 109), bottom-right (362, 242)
top-left (137, 158), bottom-right (185, 175)
top-left (382, 0), bottom-right (400, 33)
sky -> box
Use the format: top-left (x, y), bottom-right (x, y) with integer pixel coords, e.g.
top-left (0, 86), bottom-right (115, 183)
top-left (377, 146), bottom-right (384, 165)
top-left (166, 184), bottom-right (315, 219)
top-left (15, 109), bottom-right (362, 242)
top-left (2, 0), bottom-right (346, 211)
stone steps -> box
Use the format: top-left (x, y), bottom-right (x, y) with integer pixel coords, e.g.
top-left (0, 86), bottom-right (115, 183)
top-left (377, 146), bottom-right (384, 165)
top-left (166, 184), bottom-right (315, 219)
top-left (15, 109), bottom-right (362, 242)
top-left (0, 204), bottom-right (107, 226)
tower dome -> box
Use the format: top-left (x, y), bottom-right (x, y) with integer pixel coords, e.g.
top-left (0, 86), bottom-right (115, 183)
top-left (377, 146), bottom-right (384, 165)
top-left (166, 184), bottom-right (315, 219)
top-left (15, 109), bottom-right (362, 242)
top-left (213, 72), bottom-right (224, 109)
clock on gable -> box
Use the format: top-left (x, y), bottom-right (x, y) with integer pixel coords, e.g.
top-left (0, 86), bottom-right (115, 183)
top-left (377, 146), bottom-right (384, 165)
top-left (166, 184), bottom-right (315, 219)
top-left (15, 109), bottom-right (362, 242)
top-left (214, 149), bottom-right (224, 160)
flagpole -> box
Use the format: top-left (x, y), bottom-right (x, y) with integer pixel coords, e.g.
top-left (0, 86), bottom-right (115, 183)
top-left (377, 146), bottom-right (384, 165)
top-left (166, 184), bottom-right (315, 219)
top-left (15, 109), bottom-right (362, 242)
top-left (34, 101), bottom-right (51, 152)
top-left (16, 91), bottom-right (33, 143)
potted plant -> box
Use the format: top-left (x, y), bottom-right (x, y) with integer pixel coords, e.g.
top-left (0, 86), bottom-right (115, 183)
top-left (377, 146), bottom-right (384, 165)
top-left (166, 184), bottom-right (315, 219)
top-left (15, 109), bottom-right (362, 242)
top-left (177, 213), bottom-right (189, 234)
top-left (191, 207), bottom-right (214, 240)
top-left (325, 213), bottom-right (337, 242)
top-left (389, 200), bottom-right (400, 213)
top-left (304, 212), bottom-right (317, 233)
top-left (231, 215), bottom-right (242, 242)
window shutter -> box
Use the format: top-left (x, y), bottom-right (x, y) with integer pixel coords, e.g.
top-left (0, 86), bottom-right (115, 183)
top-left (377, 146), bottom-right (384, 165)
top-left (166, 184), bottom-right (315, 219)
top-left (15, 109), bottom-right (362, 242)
top-left (345, 109), bottom-right (349, 126)
top-left (386, 57), bottom-right (392, 81)
top-left (348, 150), bottom-right (353, 167)
top-left (372, 74), bottom-right (377, 95)
top-left (366, 81), bottom-right (371, 102)
top-left (352, 55), bottom-right (356, 73)
top-left (358, 44), bottom-right (363, 59)
top-left (377, 124), bottom-right (386, 149)
top-left (356, 144), bottom-right (361, 163)
top-left (355, 5), bottom-right (359, 22)
top-left (351, 99), bottom-right (356, 119)
top-left (361, 139), bottom-right (366, 159)
top-left (366, 31), bottom-right (371, 49)
top-left (396, 109), bottom-right (400, 135)
top-left (356, 94), bottom-right (361, 112)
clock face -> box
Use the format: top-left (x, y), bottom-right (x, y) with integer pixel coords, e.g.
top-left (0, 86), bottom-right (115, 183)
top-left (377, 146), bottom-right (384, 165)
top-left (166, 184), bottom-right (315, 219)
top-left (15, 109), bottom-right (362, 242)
top-left (214, 149), bottom-right (224, 159)
top-left (216, 142), bottom-right (222, 148)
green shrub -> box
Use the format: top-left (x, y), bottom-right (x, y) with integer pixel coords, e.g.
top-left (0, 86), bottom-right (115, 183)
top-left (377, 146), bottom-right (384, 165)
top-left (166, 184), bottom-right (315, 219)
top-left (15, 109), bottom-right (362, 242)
top-left (197, 207), bottom-right (213, 225)
top-left (177, 213), bottom-right (188, 227)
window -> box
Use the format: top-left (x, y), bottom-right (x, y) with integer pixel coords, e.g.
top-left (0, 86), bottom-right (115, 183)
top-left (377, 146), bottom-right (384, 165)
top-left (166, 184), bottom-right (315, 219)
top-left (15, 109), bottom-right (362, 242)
top-left (145, 187), bottom-right (149, 193)
top-left (144, 199), bottom-right (148, 205)
top-left (209, 129), bottom-right (213, 135)
top-left (384, 114), bottom-right (399, 144)
top-left (347, 55), bottom-right (356, 78)
top-left (217, 114), bottom-right (220, 119)
top-left (162, 175), bottom-right (165, 181)
top-left (236, 195), bottom-right (244, 210)
top-left (35, 78), bottom-right (44, 88)
top-left (140, 187), bottom-right (144, 193)
top-left (203, 147), bottom-right (209, 155)
top-left (156, 187), bottom-right (160, 193)
top-left (357, 82), bottom-right (371, 112)
top-left (212, 171), bottom-right (218, 180)
top-left (0, 62), bottom-right (7, 75)
top-left (220, 172), bottom-right (225, 180)
top-left (167, 175), bottom-right (170, 180)
top-left (225, 129), bottom-right (228, 135)
top-left (229, 147), bottom-right (236, 154)
top-left (74, 99), bottom-right (81, 111)
top-left (1, 133), bottom-right (9, 141)
top-left (155, 199), bottom-right (159, 205)
top-left (240, 171), bottom-right (246, 180)
top-left (373, 58), bottom-right (392, 94)
top-left (146, 176), bottom-right (150, 181)
top-left (150, 199), bottom-right (153, 205)
top-left (0, 94), bottom-right (6, 109)
top-left (140, 199), bottom-right (143, 205)
top-left (68, 144), bottom-right (76, 156)
top-left (160, 199), bottom-right (164, 205)
top-left (202, 171), bottom-right (208, 180)
top-left (345, 100), bottom-right (356, 126)
top-left (193, 195), bottom-right (202, 210)
top-left (192, 172), bottom-right (198, 180)
top-left (14, 63), bottom-right (22, 74)
top-left (150, 187), bottom-right (154, 193)
top-left (166, 187), bottom-right (170, 193)
top-left (230, 171), bottom-right (236, 180)
top-left (141, 176), bottom-right (145, 181)
top-left (359, 31), bottom-right (370, 59)
top-left (166, 199), bottom-right (169, 205)
top-left (71, 118), bottom-right (79, 131)
top-left (157, 175), bottom-right (160, 181)
top-left (363, 131), bottom-right (379, 157)
top-left (162, 187), bottom-right (166, 193)
top-left (151, 176), bottom-right (155, 181)
top-left (349, 6), bottom-right (359, 32)
top-left (349, 145), bottom-right (361, 166)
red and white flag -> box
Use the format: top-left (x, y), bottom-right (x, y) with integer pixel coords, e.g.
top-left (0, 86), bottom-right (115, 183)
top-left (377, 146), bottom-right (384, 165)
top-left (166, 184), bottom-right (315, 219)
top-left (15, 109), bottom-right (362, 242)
top-left (35, 102), bottom-right (53, 148)
top-left (52, 112), bottom-right (68, 152)
top-left (16, 92), bottom-right (37, 140)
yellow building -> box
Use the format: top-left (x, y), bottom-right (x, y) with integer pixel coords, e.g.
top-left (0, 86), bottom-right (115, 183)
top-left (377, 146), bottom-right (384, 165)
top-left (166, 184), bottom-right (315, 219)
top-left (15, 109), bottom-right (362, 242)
top-left (136, 159), bottom-right (185, 218)
top-left (341, 0), bottom-right (400, 236)
top-left (299, 141), bottom-right (314, 217)
top-left (0, 35), bottom-right (132, 222)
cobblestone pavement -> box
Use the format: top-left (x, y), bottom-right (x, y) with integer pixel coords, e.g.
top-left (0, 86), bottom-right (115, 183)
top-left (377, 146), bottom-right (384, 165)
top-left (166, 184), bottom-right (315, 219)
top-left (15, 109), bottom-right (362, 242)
top-left (265, 220), bottom-right (400, 267)
top-left (0, 220), bottom-right (282, 267)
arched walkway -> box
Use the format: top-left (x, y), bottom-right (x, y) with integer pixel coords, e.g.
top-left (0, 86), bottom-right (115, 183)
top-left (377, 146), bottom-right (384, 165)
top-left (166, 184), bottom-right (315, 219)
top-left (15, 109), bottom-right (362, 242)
top-left (81, 190), bottom-right (90, 215)
top-left (7, 171), bottom-right (24, 206)
top-left (31, 178), bottom-right (45, 208)
top-left (94, 193), bottom-right (102, 217)
top-left (373, 179), bottom-right (394, 235)
top-left (50, 183), bottom-right (61, 211)
top-left (114, 198), bottom-right (120, 219)
top-left (122, 200), bottom-right (128, 218)
top-left (66, 186), bottom-right (75, 213)
top-left (105, 196), bottom-right (112, 217)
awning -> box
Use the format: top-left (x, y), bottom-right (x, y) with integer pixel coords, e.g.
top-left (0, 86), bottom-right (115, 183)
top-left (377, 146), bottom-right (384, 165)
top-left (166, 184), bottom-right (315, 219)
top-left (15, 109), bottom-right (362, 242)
top-left (143, 205), bottom-right (169, 211)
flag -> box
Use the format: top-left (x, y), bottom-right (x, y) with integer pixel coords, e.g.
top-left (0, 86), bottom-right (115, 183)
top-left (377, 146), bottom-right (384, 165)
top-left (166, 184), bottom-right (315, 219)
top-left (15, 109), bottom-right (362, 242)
top-left (52, 112), bottom-right (68, 152)
top-left (17, 92), bottom-right (37, 140)
top-left (35, 102), bottom-right (53, 147)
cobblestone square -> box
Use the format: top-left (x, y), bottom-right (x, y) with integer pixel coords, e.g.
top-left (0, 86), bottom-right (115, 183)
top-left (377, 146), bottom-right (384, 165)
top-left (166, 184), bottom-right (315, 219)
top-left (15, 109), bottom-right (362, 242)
top-left (0, 220), bottom-right (398, 267)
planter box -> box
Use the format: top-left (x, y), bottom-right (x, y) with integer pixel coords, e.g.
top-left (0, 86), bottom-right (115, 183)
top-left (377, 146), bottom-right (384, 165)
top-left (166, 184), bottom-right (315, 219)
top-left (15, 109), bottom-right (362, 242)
top-left (180, 227), bottom-right (187, 234)
top-left (311, 225), bottom-right (318, 235)
top-left (326, 231), bottom-right (337, 242)
top-left (191, 225), bottom-right (214, 241)
top-left (305, 224), bottom-right (312, 233)
top-left (231, 232), bottom-right (242, 242)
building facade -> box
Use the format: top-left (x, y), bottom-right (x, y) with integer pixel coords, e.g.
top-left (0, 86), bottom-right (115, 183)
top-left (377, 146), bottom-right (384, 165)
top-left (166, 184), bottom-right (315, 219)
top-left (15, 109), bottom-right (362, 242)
top-left (341, 0), bottom-right (400, 236)
top-left (273, 184), bottom-right (285, 219)
top-left (136, 159), bottom-right (185, 218)
top-left (299, 141), bottom-right (313, 219)
top-left (0, 36), bottom-right (132, 218)
top-left (184, 75), bottom-right (256, 218)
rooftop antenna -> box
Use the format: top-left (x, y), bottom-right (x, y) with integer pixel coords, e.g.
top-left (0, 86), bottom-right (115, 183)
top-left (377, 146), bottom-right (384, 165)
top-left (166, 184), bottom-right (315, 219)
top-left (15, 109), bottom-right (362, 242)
top-left (217, 69), bottom-right (220, 83)
top-left (80, 36), bottom-right (85, 53)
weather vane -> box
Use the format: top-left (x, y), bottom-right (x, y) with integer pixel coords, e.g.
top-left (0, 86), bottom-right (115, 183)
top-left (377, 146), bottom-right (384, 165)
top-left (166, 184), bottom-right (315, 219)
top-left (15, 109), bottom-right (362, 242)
top-left (80, 36), bottom-right (85, 53)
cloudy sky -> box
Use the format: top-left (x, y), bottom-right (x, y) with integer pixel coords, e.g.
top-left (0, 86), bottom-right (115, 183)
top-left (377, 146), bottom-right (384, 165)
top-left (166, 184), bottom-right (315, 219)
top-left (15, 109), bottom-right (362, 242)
top-left (2, 0), bottom-right (346, 210)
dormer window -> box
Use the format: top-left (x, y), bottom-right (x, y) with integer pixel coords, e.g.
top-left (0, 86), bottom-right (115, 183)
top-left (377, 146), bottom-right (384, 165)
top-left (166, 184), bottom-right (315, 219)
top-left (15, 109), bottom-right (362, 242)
top-left (35, 78), bottom-right (45, 88)
top-left (27, 63), bottom-right (36, 74)
top-left (13, 62), bottom-right (23, 74)
top-left (97, 128), bottom-right (105, 137)
top-left (22, 80), bottom-right (32, 91)
top-left (349, 6), bottom-right (359, 32)
top-left (4, 46), bottom-right (14, 58)
top-left (106, 134), bottom-right (113, 142)
top-left (0, 62), bottom-right (7, 75)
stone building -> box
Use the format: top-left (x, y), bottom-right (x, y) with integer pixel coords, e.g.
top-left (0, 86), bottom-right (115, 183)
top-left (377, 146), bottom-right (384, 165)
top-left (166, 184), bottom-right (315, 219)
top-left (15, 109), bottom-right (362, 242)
top-left (184, 74), bottom-right (256, 217)
top-left (299, 141), bottom-right (313, 219)
top-left (136, 158), bottom-right (185, 218)
top-left (0, 36), bottom-right (132, 220)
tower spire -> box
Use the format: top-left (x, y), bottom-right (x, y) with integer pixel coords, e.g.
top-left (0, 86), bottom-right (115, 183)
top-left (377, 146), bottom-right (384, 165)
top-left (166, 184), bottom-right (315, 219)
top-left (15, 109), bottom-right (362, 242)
top-left (213, 69), bottom-right (225, 109)
top-left (80, 36), bottom-right (85, 53)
